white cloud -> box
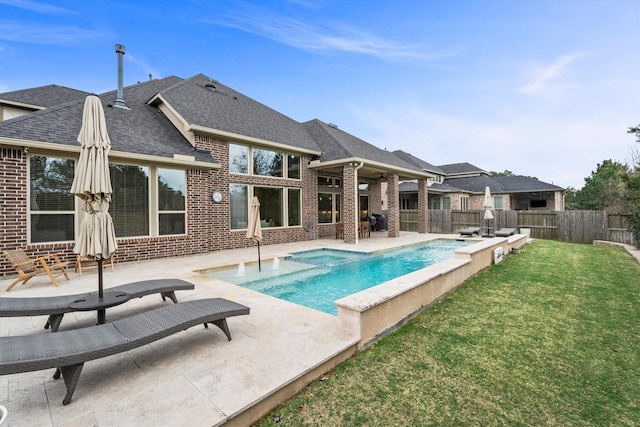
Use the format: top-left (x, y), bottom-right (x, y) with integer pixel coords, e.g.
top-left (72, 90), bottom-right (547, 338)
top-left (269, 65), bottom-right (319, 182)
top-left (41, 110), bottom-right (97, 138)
top-left (0, 0), bottom-right (75, 14)
top-left (198, 3), bottom-right (448, 62)
top-left (0, 20), bottom-right (100, 45)
top-left (518, 52), bottom-right (589, 96)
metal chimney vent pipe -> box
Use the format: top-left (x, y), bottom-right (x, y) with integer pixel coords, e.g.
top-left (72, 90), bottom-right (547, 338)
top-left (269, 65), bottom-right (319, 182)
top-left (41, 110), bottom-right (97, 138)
top-left (114, 44), bottom-right (128, 109)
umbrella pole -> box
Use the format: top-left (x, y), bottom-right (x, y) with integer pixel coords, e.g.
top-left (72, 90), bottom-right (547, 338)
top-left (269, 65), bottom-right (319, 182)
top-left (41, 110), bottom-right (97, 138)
top-left (257, 241), bottom-right (261, 271)
top-left (97, 258), bottom-right (104, 298)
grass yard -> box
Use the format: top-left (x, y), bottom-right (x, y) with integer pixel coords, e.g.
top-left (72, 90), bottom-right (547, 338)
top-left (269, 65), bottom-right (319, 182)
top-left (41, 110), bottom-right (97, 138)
top-left (255, 240), bottom-right (640, 426)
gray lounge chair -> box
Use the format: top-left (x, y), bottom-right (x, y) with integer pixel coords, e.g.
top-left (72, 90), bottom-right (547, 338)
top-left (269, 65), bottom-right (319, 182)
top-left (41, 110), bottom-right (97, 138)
top-left (0, 278), bottom-right (195, 332)
top-left (495, 228), bottom-right (517, 237)
top-left (0, 298), bottom-right (250, 405)
top-left (459, 226), bottom-right (482, 236)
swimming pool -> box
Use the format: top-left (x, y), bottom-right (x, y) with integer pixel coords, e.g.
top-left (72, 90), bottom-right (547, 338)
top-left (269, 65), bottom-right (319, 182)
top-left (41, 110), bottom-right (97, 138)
top-left (207, 239), bottom-right (472, 315)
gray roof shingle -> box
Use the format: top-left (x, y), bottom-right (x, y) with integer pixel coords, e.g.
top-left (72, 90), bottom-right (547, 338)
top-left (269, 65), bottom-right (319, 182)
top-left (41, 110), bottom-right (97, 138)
top-left (393, 150), bottom-right (445, 174)
top-left (0, 77), bottom-right (216, 164)
top-left (438, 162), bottom-right (487, 175)
top-left (0, 85), bottom-right (90, 108)
top-left (155, 74), bottom-right (322, 153)
top-left (303, 119), bottom-right (423, 171)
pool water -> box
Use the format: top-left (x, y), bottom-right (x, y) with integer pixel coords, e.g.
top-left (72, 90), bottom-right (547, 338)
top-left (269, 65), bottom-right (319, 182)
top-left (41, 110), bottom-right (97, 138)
top-left (208, 239), bottom-right (472, 315)
top-left (285, 248), bottom-right (372, 266)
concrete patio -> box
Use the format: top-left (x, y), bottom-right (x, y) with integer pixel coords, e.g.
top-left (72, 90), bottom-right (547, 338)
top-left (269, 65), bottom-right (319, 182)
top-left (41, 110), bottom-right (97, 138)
top-left (1, 232), bottom-right (471, 426)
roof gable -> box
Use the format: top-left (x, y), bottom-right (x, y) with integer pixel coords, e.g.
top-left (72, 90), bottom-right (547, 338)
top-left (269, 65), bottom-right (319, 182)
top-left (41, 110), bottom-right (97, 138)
top-left (438, 162), bottom-right (487, 176)
top-left (154, 74), bottom-right (321, 153)
top-left (392, 150), bottom-right (445, 174)
top-left (303, 119), bottom-right (422, 171)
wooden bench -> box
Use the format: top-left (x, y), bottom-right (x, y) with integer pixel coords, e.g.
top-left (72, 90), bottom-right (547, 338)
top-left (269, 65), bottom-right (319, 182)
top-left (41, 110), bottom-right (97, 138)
top-left (0, 279), bottom-right (195, 332)
top-left (0, 298), bottom-right (250, 405)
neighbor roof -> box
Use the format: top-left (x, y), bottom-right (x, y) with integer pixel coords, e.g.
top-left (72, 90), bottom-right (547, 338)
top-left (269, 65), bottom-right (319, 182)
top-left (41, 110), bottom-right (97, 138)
top-left (438, 162), bottom-right (487, 175)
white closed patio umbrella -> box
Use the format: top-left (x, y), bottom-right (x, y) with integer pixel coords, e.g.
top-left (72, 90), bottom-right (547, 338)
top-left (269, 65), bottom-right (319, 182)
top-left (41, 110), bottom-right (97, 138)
top-left (246, 197), bottom-right (263, 271)
top-left (483, 186), bottom-right (494, 237)
top-left (71, 95), bottom-right (118, 300)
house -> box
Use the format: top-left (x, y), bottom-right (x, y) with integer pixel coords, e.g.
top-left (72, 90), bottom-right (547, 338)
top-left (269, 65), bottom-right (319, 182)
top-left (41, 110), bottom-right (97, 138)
top-left (393, 150), bottom-right (565, 212)
top-left (0, 69), bottom-right (434, 276)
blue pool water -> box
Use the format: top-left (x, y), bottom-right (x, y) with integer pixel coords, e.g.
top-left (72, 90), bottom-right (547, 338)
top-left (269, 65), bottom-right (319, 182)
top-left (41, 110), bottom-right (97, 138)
top-left (208, 239), bottom-right (472, 315)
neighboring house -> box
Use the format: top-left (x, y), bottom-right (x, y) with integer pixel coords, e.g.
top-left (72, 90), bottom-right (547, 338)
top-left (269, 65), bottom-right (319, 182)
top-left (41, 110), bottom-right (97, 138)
top-left (0, 72), bottom-right (432, 276)
top-left (394, 150), bottom-right (565, 212)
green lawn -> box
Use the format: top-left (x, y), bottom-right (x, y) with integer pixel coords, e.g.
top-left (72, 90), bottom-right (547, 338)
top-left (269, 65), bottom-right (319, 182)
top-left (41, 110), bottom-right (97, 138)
top-left (255, 240), bottom-right (640, 426)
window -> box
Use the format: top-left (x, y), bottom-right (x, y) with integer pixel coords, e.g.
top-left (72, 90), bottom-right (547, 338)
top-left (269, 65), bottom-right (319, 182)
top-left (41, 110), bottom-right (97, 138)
top-left (460, 197), bottom-right (469, 210)
top-left (230, 184), bottom-right (248, 229)
top-left (431, 198), bottom-right (441, 210)
top-left (494, 196), bottom-right (503, 210)
top-left (158, 168), bottom-right (186, 235)
top-left (318, 176), bottom-right (341, 187)
top-left (110, 164), bottom-right (150, 237)
top-left (531, 199), bottom-right (547, 208)
top-left (231, 143), bottom-right (300, 180)
top-left (229, 144), bottom-right (248, 174)
top-left (288, 189), bottom-right (301, 226)
top-left (29, 156), bottom-right (186, 241)
top-left (253, 148), bottom-right (283, 177)
top-left (255, 186), bottom-right (283, 227)
top-left (230, 185), bottom-right (301, 229)
top-left (29, 155), bottom-right (75, 243)
top-left (287, 155), bottom-right (300, 179)
top-left (443, 197), bottom-right (451, 210)
top-left (358, 182), bottom-right (369, 191)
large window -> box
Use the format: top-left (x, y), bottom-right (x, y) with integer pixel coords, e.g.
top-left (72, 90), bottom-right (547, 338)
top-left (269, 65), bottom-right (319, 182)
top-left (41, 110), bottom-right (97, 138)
top-left (230, 184), bottom-right (248, 230)
top-left (158, 168), bottom-right (186, 235)
top-left (110, 164), bottom-right (150, 237)
top-left (318, 193), bottom-right (341, 223)
top-left (254, 148), bottom-right (283, 177)
top-left (28, 156), bottom-right (187, 243)
top-left (29, 156), bottom-right (75, 243)
top-left (229, 144), bottom-right (248, 174)
top-left (230, 184), bottom-right (301, 229)
top-left (229, 143), bottom-right (301, 179)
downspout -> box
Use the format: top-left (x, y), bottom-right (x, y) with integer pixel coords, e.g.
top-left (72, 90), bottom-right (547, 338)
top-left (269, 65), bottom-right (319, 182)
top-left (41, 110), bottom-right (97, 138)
top-left (354, 161), bottom-right (364, 244)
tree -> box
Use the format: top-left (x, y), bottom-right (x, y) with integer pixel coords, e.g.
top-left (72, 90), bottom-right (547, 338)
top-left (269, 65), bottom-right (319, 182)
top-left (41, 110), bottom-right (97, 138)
top-left (489, 170), bottom-right (514, 176)
top-left (575, 160), bottom-right (629, 211)
top-left (625, 124), bottom-right (640, 245)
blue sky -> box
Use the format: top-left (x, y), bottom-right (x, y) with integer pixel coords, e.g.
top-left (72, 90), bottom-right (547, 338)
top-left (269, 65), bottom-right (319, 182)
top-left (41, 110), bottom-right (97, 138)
top-left (1, 0), bottom-right (638, 189)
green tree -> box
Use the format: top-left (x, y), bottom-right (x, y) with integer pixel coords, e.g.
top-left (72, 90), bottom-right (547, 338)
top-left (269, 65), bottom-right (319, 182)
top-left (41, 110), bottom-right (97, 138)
top-left (576, 160), bottom-right (629, 211)
top-left (625, 124), bottom-right (640, 245)
top-left (489, 170), bottom-right (514, 176)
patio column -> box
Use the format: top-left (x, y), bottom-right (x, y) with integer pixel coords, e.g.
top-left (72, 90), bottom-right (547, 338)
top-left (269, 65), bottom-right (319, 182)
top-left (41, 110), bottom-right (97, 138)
top-left (342, 163), bottom-right (357, 244)
top-left (418, 178), bottom-right (429, 233)
top-left (387, 173), bottom-right (400, 237)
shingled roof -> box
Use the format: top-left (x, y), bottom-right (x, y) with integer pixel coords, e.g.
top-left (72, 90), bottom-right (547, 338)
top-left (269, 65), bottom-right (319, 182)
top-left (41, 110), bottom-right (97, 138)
top-left (393, 150), bottom-right (445, 175)
top-left (438, 162), bottom-right (487, 175)
top-left (151, 74), bottom-right (322, 153)
top-left (0, 77), bottom-right (216, 164)
top-left (0, 84), bottom-right (90, 109)
top-left (303, 119), bottom-right (422, 172)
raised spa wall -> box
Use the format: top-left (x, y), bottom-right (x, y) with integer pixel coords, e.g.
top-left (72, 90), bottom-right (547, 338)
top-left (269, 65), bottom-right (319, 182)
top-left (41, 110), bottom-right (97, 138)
top-left (335, 234), bottom-right (529, 350)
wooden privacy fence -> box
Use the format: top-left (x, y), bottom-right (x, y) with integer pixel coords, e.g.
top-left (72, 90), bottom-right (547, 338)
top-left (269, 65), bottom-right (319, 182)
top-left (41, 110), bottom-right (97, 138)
top-left (408, 210), bottom-right (635, 245)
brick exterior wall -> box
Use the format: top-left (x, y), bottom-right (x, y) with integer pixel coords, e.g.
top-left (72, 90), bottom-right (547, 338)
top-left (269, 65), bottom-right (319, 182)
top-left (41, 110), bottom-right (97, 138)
top-left (342, 163), bottom-right (357, 243)
top-left (0, 137), bottom-right (321, 278)
top-left (417, 178), bottom-right (429, 233)
top-left (387, 173), bottom-right (400, 237)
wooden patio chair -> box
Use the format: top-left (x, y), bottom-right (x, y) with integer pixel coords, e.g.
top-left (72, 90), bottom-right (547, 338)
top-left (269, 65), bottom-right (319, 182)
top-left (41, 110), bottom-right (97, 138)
top-left (2, 249), bottom-right (71, 292)
top-left (74, 254), bottom-right (115, 276)
top-left (359, 220), bottom-right (370, 239)
top-left (335, 222), bottom-right (344, 239)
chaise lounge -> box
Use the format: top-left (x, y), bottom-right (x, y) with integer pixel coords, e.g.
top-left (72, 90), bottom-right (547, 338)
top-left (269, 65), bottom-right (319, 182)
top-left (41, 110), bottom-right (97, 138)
top-left (0, 278), bottom-right (195, 332)
top-left (459, 226), bottom-right (482, 236)
top-left (0, 298), bottom-right (250, 405)
top-left (495, 228), bottom-right (517, 237)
